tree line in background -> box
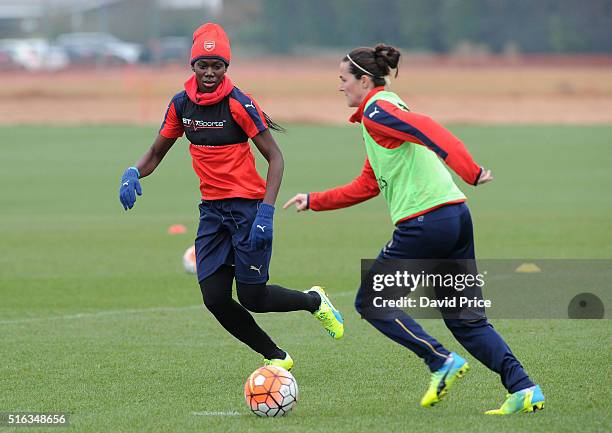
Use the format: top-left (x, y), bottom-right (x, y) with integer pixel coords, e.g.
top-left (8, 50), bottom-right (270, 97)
top-left (3, 0), bottom-right (611, 54)
top-left (246, 0), bottom-right (612, 54)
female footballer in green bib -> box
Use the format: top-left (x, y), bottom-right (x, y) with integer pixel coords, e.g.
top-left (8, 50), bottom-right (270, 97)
top-left (285, 44), bottom-right (544, 414)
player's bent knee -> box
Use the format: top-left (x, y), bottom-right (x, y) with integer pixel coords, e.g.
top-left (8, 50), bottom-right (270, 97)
top-left (198, 265), bottom-right (235, 313)
top-left (200, 290), bottom-right (226, 314)
top-left (236, 282), bottom-right (266, 312)
top-left (199, 284), bottom-right (231, 314)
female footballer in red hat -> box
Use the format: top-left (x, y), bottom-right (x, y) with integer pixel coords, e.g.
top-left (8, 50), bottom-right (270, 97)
top-left (118, 23), bottom-right (344, 371)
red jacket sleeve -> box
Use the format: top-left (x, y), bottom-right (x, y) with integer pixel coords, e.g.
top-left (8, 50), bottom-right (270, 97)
top-left (229, 91), bottom-right (268, 139)
top-left (363, 100), bottom-right (482, 185)
top-left (159, 101), bottom-right (184, 139)
top-left (309, 158), bottom-right (380, 211)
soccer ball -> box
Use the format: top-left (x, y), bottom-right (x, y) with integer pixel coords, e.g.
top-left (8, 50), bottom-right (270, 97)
top-left (244, 366), bottom-right (298, 417)
top-left (182, 245), bottom-right (196, 274)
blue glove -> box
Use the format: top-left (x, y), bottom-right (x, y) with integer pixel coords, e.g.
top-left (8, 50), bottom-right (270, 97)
top-left (249, 203), bottom-right (274, 250)
top-left (119, 167), bottom-right (142, 210)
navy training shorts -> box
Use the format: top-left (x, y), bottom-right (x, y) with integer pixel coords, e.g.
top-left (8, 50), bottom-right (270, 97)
top-left (380, 202), bottom-right (475, 261)
top-left (194, 198), bottom-right (272, 284)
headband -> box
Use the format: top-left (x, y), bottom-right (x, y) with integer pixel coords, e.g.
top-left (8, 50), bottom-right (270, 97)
top-left (346, 53), bottom-right (376, 77)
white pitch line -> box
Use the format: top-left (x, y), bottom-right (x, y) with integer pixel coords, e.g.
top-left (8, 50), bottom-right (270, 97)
top-left (191, 411), bottom-right (244, 417)
top-left (0, 289), bottom-right (358, 326)
top-left (0, 305), bottom-right (202, 325)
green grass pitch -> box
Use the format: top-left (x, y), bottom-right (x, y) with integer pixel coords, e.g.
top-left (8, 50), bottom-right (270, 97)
top-left (1, 124), bottom-right (611, 433)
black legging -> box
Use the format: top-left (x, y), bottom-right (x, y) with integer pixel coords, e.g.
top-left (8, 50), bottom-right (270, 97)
top-left (199, 265), bottom-right (320, 359)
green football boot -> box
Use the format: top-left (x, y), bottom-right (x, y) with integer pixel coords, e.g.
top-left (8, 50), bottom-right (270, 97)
top-left (485, 385), bottom-right (545, 415)
top-left (263, 351), bottom-right (294, 371)
top-left (420, 352), bottom-right (469, 407)
top-left (305, 286), bottom-right (344, 339)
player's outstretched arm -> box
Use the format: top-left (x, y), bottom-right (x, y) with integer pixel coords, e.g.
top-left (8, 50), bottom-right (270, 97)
top-left (119, 134), bottom-right (177, 211)
top-left (249, 129), bottom-right (284, 250)
top-left (251, 129), bottom-right (284, 206)
top-left (363, 100), bottom-right (489, 185)
top-left (283, 168), bottom-right (492, 213)
top-left (283, 158), bottom-right (380, 213)
top-left (134, 134), bottom-right (177, 178)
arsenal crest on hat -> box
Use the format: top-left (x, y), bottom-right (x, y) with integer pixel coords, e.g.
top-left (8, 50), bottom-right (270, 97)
top-left (191, 23), bottom-right (232, 65)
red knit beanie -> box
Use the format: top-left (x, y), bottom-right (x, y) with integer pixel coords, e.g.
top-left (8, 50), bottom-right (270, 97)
top-left (190, 23), bottom-right (231, 65)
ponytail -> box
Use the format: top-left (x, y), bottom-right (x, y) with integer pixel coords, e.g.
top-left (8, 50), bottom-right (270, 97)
top-left (343, 44), bottom-right (401, 86)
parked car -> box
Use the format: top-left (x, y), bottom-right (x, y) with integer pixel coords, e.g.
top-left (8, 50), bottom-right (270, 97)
top-left (0, 39), bottom-right (69, 71)
top-left (0, 40), bottom-right (28, 70)
top-left (143, 36), bottom-right (190, 64)
top-left (56, 32), bottom-right (141, 65)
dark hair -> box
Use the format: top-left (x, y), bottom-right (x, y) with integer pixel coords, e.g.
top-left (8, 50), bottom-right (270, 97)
top-left (343, 44), bottom-right (401, 86)
top-left (263, 112), bottom-right (285, 133)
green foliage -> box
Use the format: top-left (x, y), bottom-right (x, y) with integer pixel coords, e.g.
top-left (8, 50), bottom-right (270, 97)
top-left (13, 0), bottom-right (611, 54)
top-left (243, 0), bottom-right (612, 53)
